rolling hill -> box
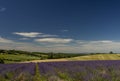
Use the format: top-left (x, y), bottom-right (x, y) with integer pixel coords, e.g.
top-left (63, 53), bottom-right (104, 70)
top-left (24, 54), bottom-right (120, 63)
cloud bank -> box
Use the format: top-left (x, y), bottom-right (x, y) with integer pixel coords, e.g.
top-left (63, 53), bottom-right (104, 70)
top-left (1, 32), bottom-right (120, 53)
top-left (0, 36), bottom-right (120, 53)
top-left (0, 37), bottom-right (13, 43)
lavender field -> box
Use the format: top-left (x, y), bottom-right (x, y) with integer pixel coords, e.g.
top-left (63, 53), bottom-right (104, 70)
top-left (0, 60), bottom-right (120, 81)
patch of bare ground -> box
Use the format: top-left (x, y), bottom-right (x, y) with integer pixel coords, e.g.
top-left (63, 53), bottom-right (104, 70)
top-left (20, 59), bottom-right (68, 63)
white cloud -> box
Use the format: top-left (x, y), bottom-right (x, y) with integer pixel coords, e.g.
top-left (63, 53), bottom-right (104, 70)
top-left (38, 34), bottom-right (58, 37)
top-left (13, 32), bottom-right (42, 37)
top-left (0, 7), bottom-right (6, 12)
top-left (19, 38), bottom-right (29, 40)
top-left (90, 40), bottom-right (113, 43)
top-left (61, 30), bottom-right (69, 32)
top-left (0, 37), bottom-right (13, 43)
top-left (13, 32), bottom-right (58, 38)
top-left (35, 38), bottom-right (73, 43)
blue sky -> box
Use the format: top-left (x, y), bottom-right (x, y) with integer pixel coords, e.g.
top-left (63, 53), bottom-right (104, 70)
top-left (0, 0), bottom-right (120, 53)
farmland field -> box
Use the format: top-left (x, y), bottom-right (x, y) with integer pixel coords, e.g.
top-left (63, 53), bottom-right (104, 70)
top-left (68, 54), bottom-right (120, 61)
top-left (1, 49), bottom-right (120, 63)
top-left (0, 49), bottom-right (86, 63)
top-left (0, 54), bottom-right (41, 63)
top-left (0, 60), bottom-right (120, 81)
top-left (23, 54), bottom-right (120, 63)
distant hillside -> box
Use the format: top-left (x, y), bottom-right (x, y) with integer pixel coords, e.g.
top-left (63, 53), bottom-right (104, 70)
top-left (22, 54), bottom-right (120, 63)
top-left (1, 49), bottom-right (119, 63)
top-left (0, 49), bottom-right (87, 63)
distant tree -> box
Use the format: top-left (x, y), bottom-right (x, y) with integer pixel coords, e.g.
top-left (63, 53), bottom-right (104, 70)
top-left (41, 56), bottom-right (47, 60)
top-left (0, 59), bottom-right (4, 64)
top-left (110, 51), bottom-right (113, 54)
top-left (48, 52), bottom-right (54, 59)
top-left (0, 49), bottom-right (7, 54)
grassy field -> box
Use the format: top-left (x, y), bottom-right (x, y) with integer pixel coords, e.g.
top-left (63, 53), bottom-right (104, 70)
top-left (67, 54), bottom-right (120, 60)
top-left (1, 53), bottom-right (120, 63)
top-left (23, 54), bottom-right (120, 63)
top-left (0, 54), bottom-right (41, 63)
top-left (0, 49), bottom-right (85, 63)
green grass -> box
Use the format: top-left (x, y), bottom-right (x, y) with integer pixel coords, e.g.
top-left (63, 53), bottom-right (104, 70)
top-left (0, 54), bottom-right (40, 63)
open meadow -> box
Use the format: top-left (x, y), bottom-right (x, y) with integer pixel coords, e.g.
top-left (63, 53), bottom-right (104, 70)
top-left (23, 54), bottom-right (120, 63)
top-left (68, 54), bottom-right (120, 61)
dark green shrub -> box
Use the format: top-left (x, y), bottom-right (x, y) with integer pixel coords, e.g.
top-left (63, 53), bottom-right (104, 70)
top-left (0, 59), bottom-right (4, 64)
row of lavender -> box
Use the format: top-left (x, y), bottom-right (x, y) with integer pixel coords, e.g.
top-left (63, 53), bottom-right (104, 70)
top-left (0, 60), bottom-right (120, 81)
top-left (38, 60), bottom-right (120, 81)
top-left (0, 63), bottom-right (35, 81)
